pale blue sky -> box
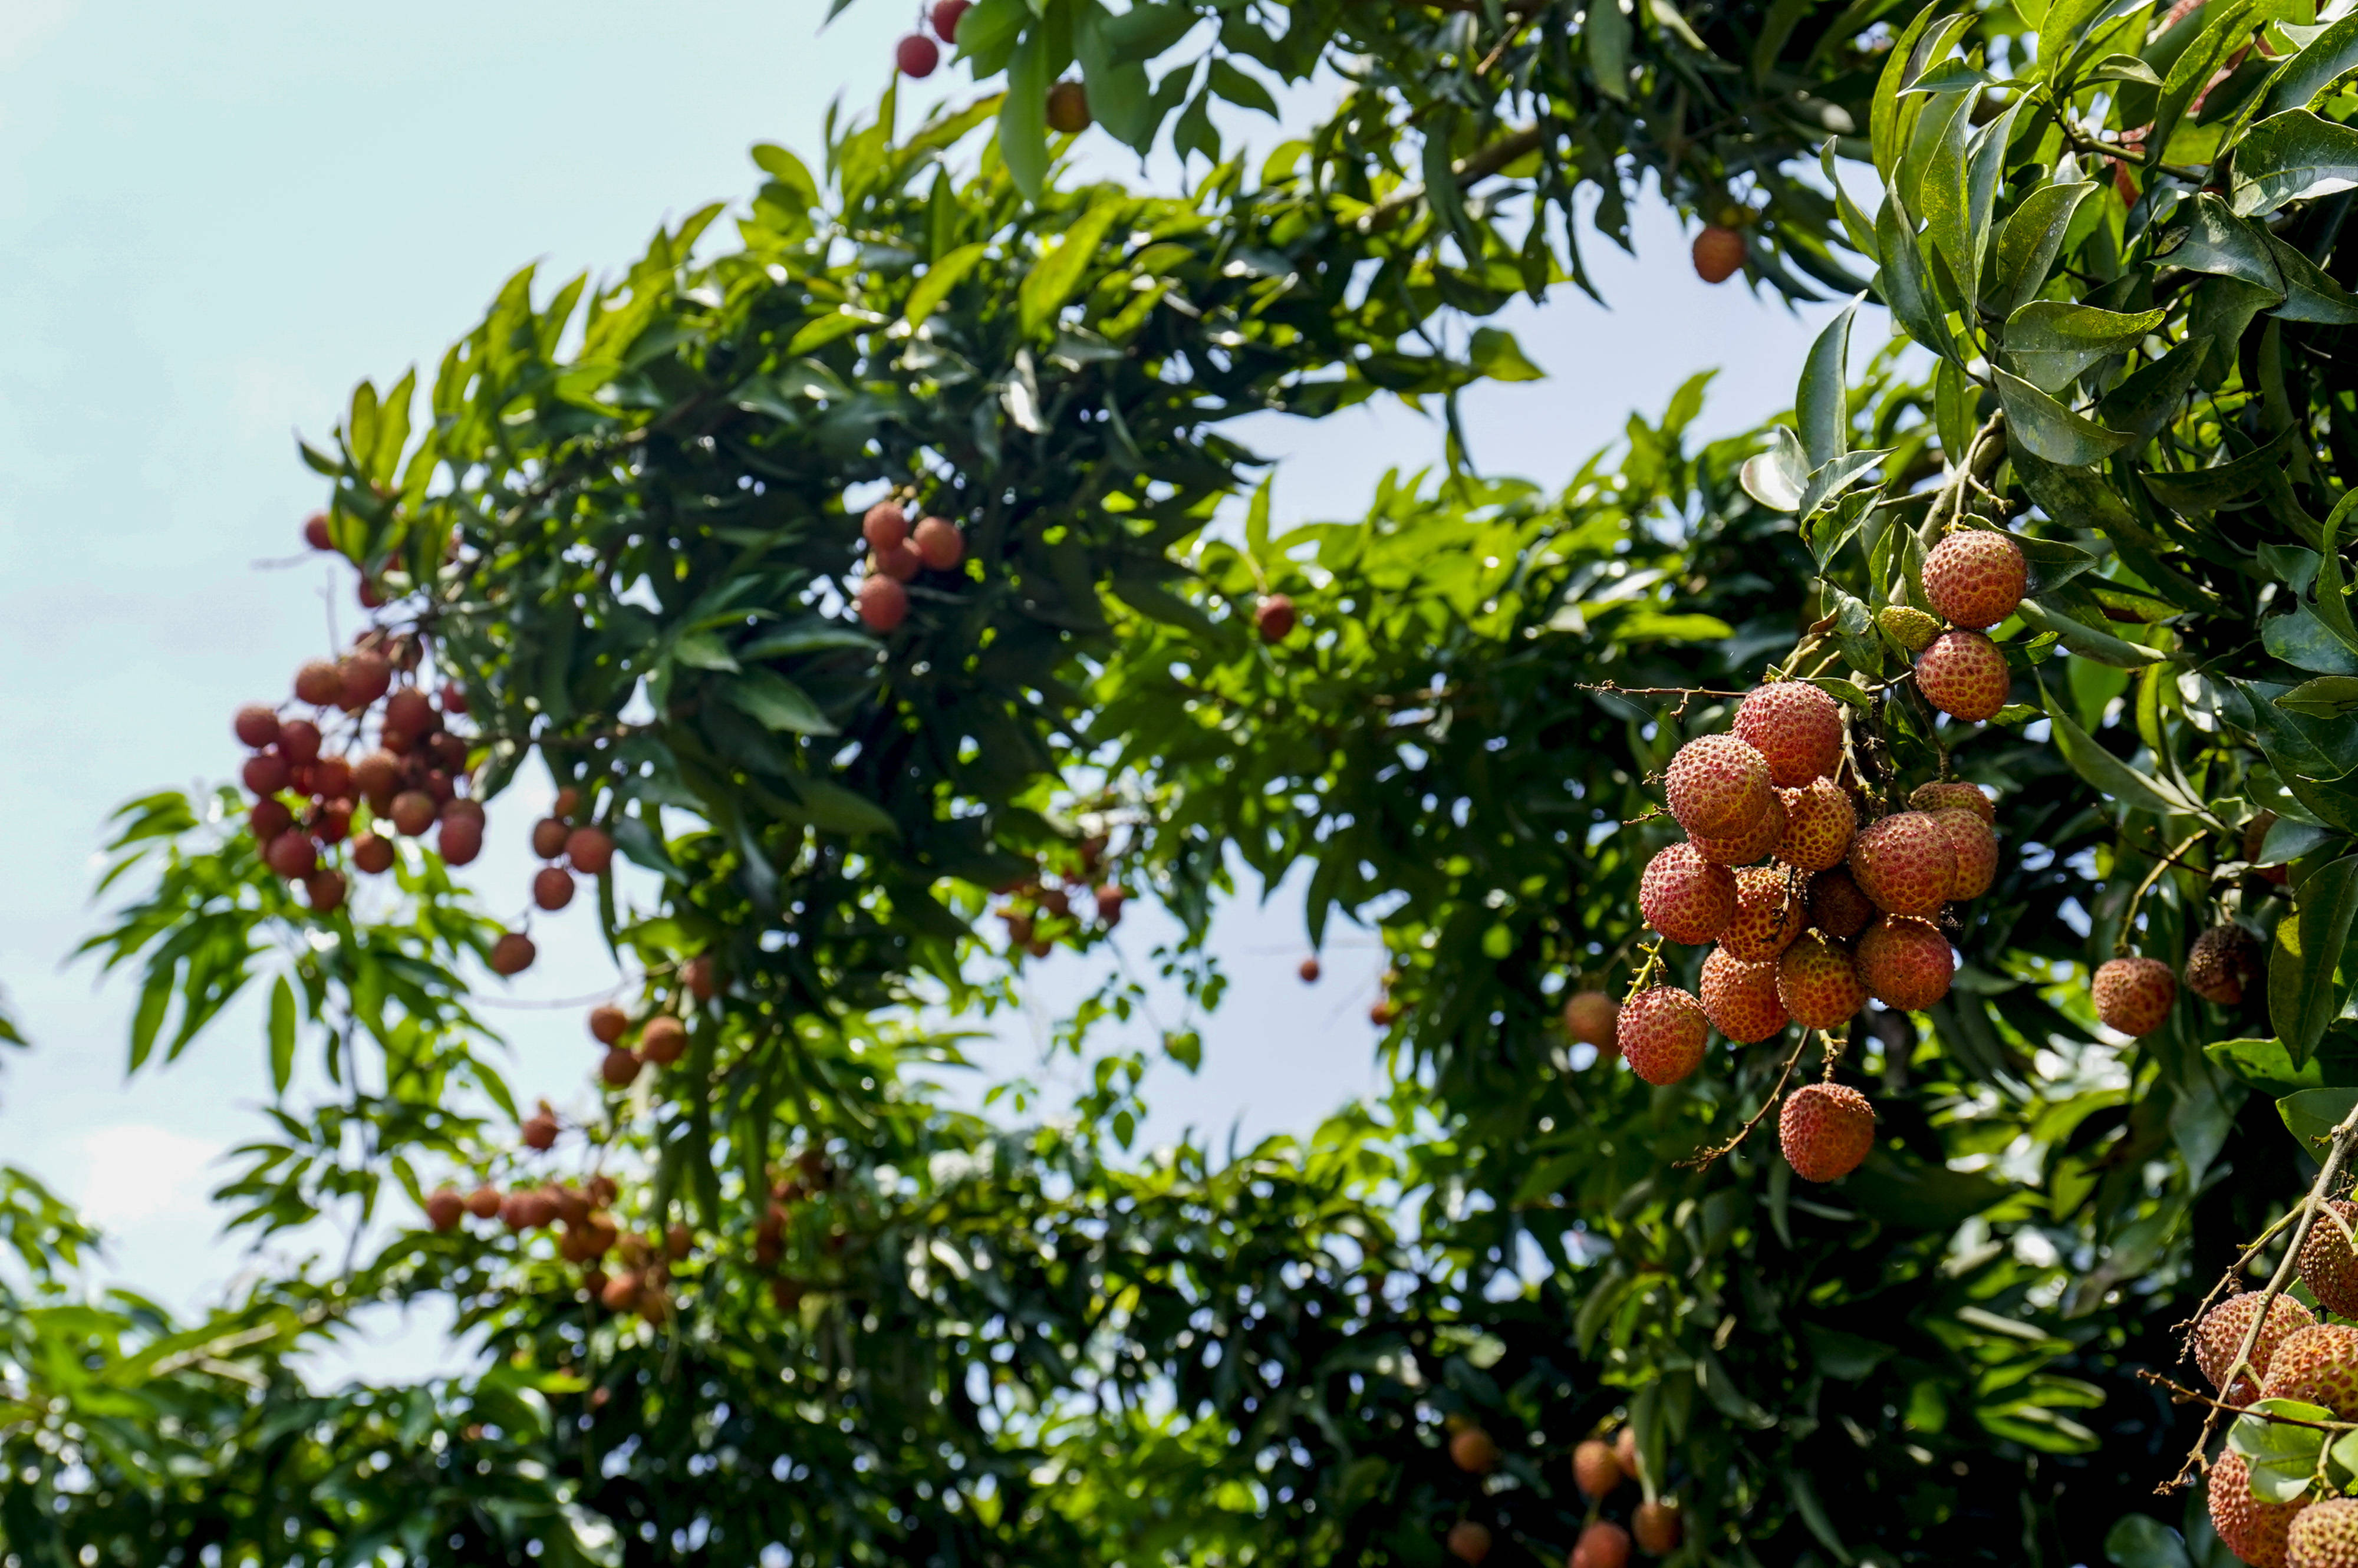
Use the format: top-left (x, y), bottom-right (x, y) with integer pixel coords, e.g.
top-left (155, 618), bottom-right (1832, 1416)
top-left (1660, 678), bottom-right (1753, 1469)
top-left (0, 1), bottom-right (1845, 1358)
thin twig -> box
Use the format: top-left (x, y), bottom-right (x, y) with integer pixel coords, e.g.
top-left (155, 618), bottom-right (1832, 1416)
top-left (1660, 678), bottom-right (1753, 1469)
top-left (2140, 1369), bottom-right (2358, 1433)
top-left (1679, 1030), bottom-right (1817, 1169)
top-left (2117, 831), bottom-right (2207, 958)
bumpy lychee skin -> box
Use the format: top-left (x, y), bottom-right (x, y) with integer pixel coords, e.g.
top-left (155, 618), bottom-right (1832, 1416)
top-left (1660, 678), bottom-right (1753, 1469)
top-left (1855, 917), bottom-right (1954, 1010)
top-left (2198, 1291), bottom-right (2317, 1406)
top-left (1915, 630), bottom-right (2012, 722)
top-left (1620, 987), bottom-right (1709, 1085)
top-left (1807, 868), bottom-right (1876, 940)
top-left (2186, 924), bottom-right (2262, 1006)
top-left (1777, 934), bottom-right (1868, 1029)
top-left (1922, 529), bottom-right (2028, 630)
top-left (1700, 948), bottom-right (1789, 1043)
top-left (1780, 1082), bottom-right (1875, 1182)
top-left (1720, 866), bottom-right (1806, 963)
top-left (2299, 1199), bottom-right (2358, 1319)
top-left (1849, 812), bottom-right (1957, 917)
top-left (1664, 734), bottom-right (1773, 839)
top-left (1562, 990), bottom-right (1619, 1050)
top-left (2093, 956), bottom-right (2177, 1036)
top-left (1776, 778), bottom-right (1857, 872)
top-left (2261, 1325), bottom-right (2358, 1419)
top-left (1691, 788), bottom-right (1785, 866)
top-left (1911, 780), bottom-right (1994, 823)
top-left (1638, 844), bottom-right (1737, 945)
top-left (2288, 1497), bottom-right (2358, 1568)
top-left (1878, 604), bottom-right (1939, 653)
top-left (1929, 808), bottom-right (1998, 900)
top-left (2209, 1447), bottom-right (2300, 1568)
top-left (1733, 681), bottom-right (1845, 786)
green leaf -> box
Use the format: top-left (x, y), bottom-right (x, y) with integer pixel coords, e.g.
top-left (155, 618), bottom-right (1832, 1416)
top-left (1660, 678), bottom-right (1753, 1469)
top-left (2208, 1036), bottom-right (2325, 1093)
top-left (1991, 182), bottom-right (2096, 317)
top-left (1740, 425), bottom-right (1809, 511)
top-left (2228, 1399), bottom-right (2329, 1501)
top-left (905, 241), bottom-right (990, 330)
top-left (2038, 681), bottom-right (2212, 818)
top-left (1878, 190), bottom-right (1955, 361)
top-left (2103, 1515), bottom-right (2192, 1568)
top-left (1797, 449), bottom-right (1891, 522)
top-left (1205, 58), bottom-right (1277, 118)
top-left (1019, 195), bottom-right (1126, 338)
top-left (1797, 298), bottom-right (1859, 468)
top-left (268, 975), bottom-right (296, 1096)
top-left (720, 670), bottom-right (838, 736)
top-left (2263, 11), bottom-right (2358, 116)
top-left (2016, 597), bottom-right (2170, 666)
top-left (784, 773), bottom-right (899, 837)
top-left (2270, 854), bottom-right (2358, 1064)
top-left (1468, 327), bottom-right (1546, 383)
top-left (2278, 676), bottom-right (2358, 717)
top-left (1000, 31), bottom-right (1051, 201)
top-left (2230, 108), bottom-right (2358, 218)
top-left (1587, 0), bottom-right (1632, 101)
top-left (2280, 1086), bottom-right (2358, 1143)
top-left (2154, 0), bottom-right (2260, 160)
top-left (2311, 490), bottom-right (2358, 657)
top-left (2001, 303), bottom-right (2166, 393)
top-left (1994, 370), bottom-right (2133, 467)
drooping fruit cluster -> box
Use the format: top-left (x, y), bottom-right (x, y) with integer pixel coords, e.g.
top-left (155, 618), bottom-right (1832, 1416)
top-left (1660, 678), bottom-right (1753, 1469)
top-left (1909, 528), bottom-right (2026, 722)
top-left (855, 500), bottom-right (966, 631)
top-left (529, 787), bottom-right (614, 912)
top-left (990, 839), bottom-right (1124, 960)
top-left (423, 1171), bottom-right (678, 1321)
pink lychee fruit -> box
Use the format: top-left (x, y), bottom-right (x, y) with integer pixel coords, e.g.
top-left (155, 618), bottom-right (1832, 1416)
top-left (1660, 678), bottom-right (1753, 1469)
top-left (1779, 1082), bottom-right (1875, 1182)
top-left (1700, 948), bottom-right (1789, 1043)
top-left (1775, 778), bottom-right (1857, 872)
top-left (1922, 530), bottom-right (2027, 630)
top-left (1731, 681), bottom-right (1845, 787)
top-left (1854, 916), bottom-right (1954, 1010)
top-left (1914, 630), bottom-right (2011, 722)
top-left (1638, 844), bottom-right (1737, 946)
top-left (1719, 865), bottom-right (1806, 964)
top-left (1619, 987), bottom-right (1709, 1085)
top-left (1664, 734), bottom-right (1773, 839)
top-left (1849, 812), bottom-right (1957, 917)
top-left (2092, 956), bottom-right (2176, 1036)
top-left (1776, 934), bottom-right (1867, 1030)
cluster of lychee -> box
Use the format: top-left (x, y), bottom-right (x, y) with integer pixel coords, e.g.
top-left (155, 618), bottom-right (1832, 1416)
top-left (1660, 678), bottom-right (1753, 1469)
top-left (992, 839), bottom-right (1124, 958)
top-left (424, 1167), bottom-right (685, 1322)
top-left (2089, 905), bottom-right (2265, 1042)
top-left (526, 788), bottom-right (614, 914)
top-left (855, 500), bottom-right (966, 633)
top-left (583, 954), bottom-right (714, 1091)
top-left (1441, 1422), bottom-right (1681, 1567)
top-left (1873, 525), bottom-right (2027, 724)
top-left (894, 0), bottom-right (968, 77)
top-left (2192, 1202), bottom-right (2358, 1566)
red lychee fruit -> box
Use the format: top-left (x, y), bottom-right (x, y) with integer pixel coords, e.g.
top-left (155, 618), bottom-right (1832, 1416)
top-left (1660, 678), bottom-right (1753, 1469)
top-left (872, 541), bottom-right (923, 581)
top-left (1776, 934), bottom-right (1867, 1029)
top-left (1615, 1425), bottom-right (1639, 1478)
top-left (1638, 844), bottom-right (1737, 946)
top-left (589, 1004), bottom-right (628, 1045)
top-left (249, 798), bottom-right (294, 841)
top-left (303, 512), bottom-right (333, 551)
top-left (2186, 924), bottom-right (2261, 1005)
top-left (1720, 866), bottom-right (1805, 963)
top-left (1910, 780), bottom-right (1993, 822)
top-left (235, 704), bottom-right (281, 749)
top-left (531, 818), bottom-right (569, 859)
top-left (2300, 1199), bottom-right (2358, 1317)
top-left (1691, 225), bottom-right (1744, 284)
top-left (2198, 1290), bottom-right (2318, 1405)
top-left (1849, 812), bottom-right (1957, 917)
top-left (311, 801), bottom-right (351, 846)
top-left (425, 1188), bottom-right (465, 1230)
top-left (294, 659), bottom-right (344, 707)
top-left (1779, 1082), bottom-right (1875, 1181)
top-left (243, 752), bottom-right (291, 797)
top-left (353, 750), bottom-right (400, 807)
top-left (1665, 734), bottom-right (1773, 839)
top-left (1620, 987), bottom-right (1709, 1085)
top-left (858, 574), bottom-right (908, 631)
top-left (601, 1046), bottom-right (643, 1088)
top-left (1369, 998), bottom-right (1399, 1026)
top-left (1562, 990), bottom-right (1619, 1049)
top-left (277, 718), bottom-right (321, 765)
top-left (437, 814), bottom-right (483, 867)
top-left (533, 867), bottom-right (576, 911)
top-left (1806, 868), bottom-right (1876, 940)
top-left (862, 501), bottom-right (908, 552)
top-left (1046, 79), bottom-right (1092, 133)
top-left (600, 1270), bottom-right (643, 1311)
top-left (521, 1114), bottom-right (559, 1151)
top-left (383, 687), bottom-right (435, 739)
top-left (2261, 1324), bottom-right (2358, 1419)
top-left (1700, 948), bottom-right (1789, 1043)
top-left (338, 652), bottom-right (393, 709)
top-left (896, 32), bottom-right (939, 76)
top-left (430, 732), bottom-right (470, 773)
top-left (641, 1015), bottom-right (689, 1066)
top-left (1855, 916), bottom-right (1954, 1010)
top-left (311, 755), bottom-right (353, 800)
top-left (2093, 956), bottom-right (2176, 1036)
top-left (1256, 594), bottom-right (1296, 643)
top-left (1691, 788), bottom-right (1785, 866)
top-left (1448, 1426), bottom-right (1499, 1473)
top-left (2287, 1497), bottom-right (2358, 1568)
top-left (265, 832), bottom-right (318, 879)
top-left (464, 1184), bottom-right (502, 1220)
top-left (1775, 778), bottom-right (1856, 872)
top-left (1445, 1521), bottom-right (1491, 1565)
top-left (1299, 957), bottom-right (1322, 983)
top-left (666, 1222), bottom-right (693, 1261)
top-left (1733, 681), bottom-right (1844, 786)
top-left (1922, 530), bottom-right (2027, 630)
top-left (489, 931), bottom-right (536, 976)
top-left (566, 826), bottom-right (615, 875)
top-left (552, 786), bottom-right (582, 821)
top-left (439, 681), bottom-right (468, 715)
top-left (1573, 1438), bottom-right (1623, 1498)
top-left (913, 516), bottom-right (964, 569)
top-left (2208, 1447), bottom-right (2300, 1568)
top-left (303, 869), bottom-right (347, 912)
top-left (931, 0), bottom-right (970, 41)
top-left (1096, 884), bottom-right (1126, 925)
top-left (1572, 1520), bottom-right (1632, 1568)
top-left (388, 790), bottom-right (436, 836)
top-left (1929, 808), bottom-right (1997, 899)
top-left (351, 833), bottom-right (394, 875)
top-left (683, 955), bottom-right (718, 1002)
top-left (1914, 630), bottom-right (2011, 722)
top-left (1632, 1500), bottom-right (1682, 1556)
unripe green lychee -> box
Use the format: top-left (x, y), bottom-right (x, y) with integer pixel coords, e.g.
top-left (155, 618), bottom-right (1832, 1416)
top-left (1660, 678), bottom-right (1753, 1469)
top-left (1775, 778), bottom-right (1857, 872)
top-left (1700, 947), bottom-right (1788, 1043)
top-left (1909, 780), bottom-right (1994, 823)
top-left (1922, 529), bottom-right (2027, 630)
top-left (1776, 934), bottom-right (1867, 1029)
top-left (1664, 733), bottom-right (1773, 839)
top-left (1690, 788), bottom-right (1786, 865)
top-left (2093, 956), bottom-right (2176, 1036)
top-left (1620, 987), bottom-right (1709, 1085)
top-left (1849, 812), bottom-right (1957, 917)
top-left (2261, 1324), bottom-right (2358, 1419)
top-left (1914, 630), bottom-right (2012, 722)
top-left (1732, 681), bottom-right (1845, 786)
top-left (2198, 1290), bottom-right (2317, 1406)
top-left (1806, 868), bottom-right (1876, 940)
top-left (1779, 1082), bottom-right (1875, 1182)
top-left (2287, 1495), bottom-right (2358, 1568)
top-left (1878, 604), bottom-right (1939, 652)
top-left (2186, 924), bottom-right (2263, 1006)
top-left (1719, 865), bottom-right (1805, 963)
top-left (1562, 990), bottom-right (1620, 1051)
top-left (1855, 916), bottom-right (1954, 1010)
top-left (1928, 808), bottom-right (1998, 899)
top-left (1572, 1438), bottom-right (1624, 1498)
top-left (2299, 1199), bottom-right (2358, 1319)
top-left (1639, 844), bottom-right (1737, 945)
top-left (2209, 1447), bottom-right (2300, 1568)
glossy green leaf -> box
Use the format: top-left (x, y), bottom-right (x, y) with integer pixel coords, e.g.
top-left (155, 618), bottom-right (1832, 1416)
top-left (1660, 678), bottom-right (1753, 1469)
top-left (2039, 682), bottom-right (2212, 818)
top-left (2270, 855), bottom-right (2358, 1064)
top-left (1019, 195), bottom-right (1126, 338)
top-left (2001, 302), bottom-right (2165, 393)
top-left (2230, 108), bottom-right (2358, 217)
top-left (1994, 370), bottom-right (2133, 467)
top-left (1797, 298), bottom-right (1859, 467)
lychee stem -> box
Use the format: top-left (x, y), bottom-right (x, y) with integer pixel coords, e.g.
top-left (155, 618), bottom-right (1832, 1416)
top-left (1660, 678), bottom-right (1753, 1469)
top-left (1676, 1028), bottom-right (1814, 1171)
top-left (2114, 831), bottom-right (2208, 958)
top-left (1620, 938), bottom-right (1667, 1002)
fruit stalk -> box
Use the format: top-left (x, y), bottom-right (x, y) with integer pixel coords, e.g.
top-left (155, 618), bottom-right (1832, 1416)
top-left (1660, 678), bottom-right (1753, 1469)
top-left (2113, 831), bottom-right (2208, 958)
top-left (1676, 1027), bottom-right (1820, 1170)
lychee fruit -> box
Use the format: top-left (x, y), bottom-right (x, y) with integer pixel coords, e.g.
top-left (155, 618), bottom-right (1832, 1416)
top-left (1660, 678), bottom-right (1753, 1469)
top-left (872, 541), bottom-right (923, 581)
top-left (1700, 948), bottom-right (1788, 1043)
top-left (353, 751), bottom-right (400, 806)
top-left (464, 1185), bottom-right (502, 1220)
top-left (1300, 957), bottom-right (1321, 983)
top-left (1807, 868), bottom-right (1876, 940)
top-left (1855, 916), bottom-right (1954, 1010)
top-left (1922, 529), bottom-right (2027, 630)
top-left (1095, 884), bottom-right (1126, 924)
top-left (1256, 594), bottom-right (1296, 642)
top-left (589, 1004), bottom-right (628, 1045)
top-left (250, 798), bottom-right (294, 841)
top-left (1775, 778), bottom-right (1856, 872)
top-left (641, 1015), bottom-right (689, 1066)
top-left (1046, 78), bottom-right (1091, 133)
top-left (1572, 1520), bottom-right (1633, 1568)
top-left (1779, 1082), bottom-right (1875, 1182)
top-left (303, 869), bottom-right (347, 912)
top-left (1878, 604), bottom-right (1939, 652)
top-left (383, 687), bottom-right (435, 739)
top-left (1691, 788), bottom-right (1785, 866)
top-left (294, 659), bottom-right (344, 707)
top-left (1914, 630), bottom-right (2011, 722)
top-left (1369, 998), bottom-right (1399, 1026)
top-left (862, 501), bottom-right (908, 552)
top-left (601, 1046), bottom-right (643, 1088)
top-left (896, 32), bottom-right (938, 76)
top-left (1720, 866), bottom-right (1806, 963)
top-left (1448, 1426), bottom-right (1499, 1474)
top-left (2261, 1324), bottom-right (2358, 1419)
top-left (531, 818), bottom-right (569, 859)
top-left (1445, 1521), bottom-right (1491, 1565)
top-left (312, 755), bottom-right (353, 799)
top-left (351, 832), bottom-right (394, 875)
top-left (858, 574), bottom-right (908, 631)
top-left (390, 790), bottom-right (437, 837)
top-left (600, 1270), bottom-right (643, 1311)
top-left (1926, 809), bottom-right (1998, 900)
top-left (1573, 1438), bottom-right (1623, 1498)
top-left (533, 867), bottom-right (576, 911)
top-left (2093, 956), bottom-right (2176, 1036)
top-left (439, 680), bottom-right (468, 714)
top-left (1619, 987), bottom-right (1709, 1085)
top-left (2287, 1497), bottom-right (2358, 1568)
top-left (338, 652), bottom-right (392, 709)
top-left (683, 954), bottom-right (718, 1001)
top-left (1562, 990), bottom-right (1619, 1049)
top-left (1733, 681), bottom-right (1845, 786)
top-left (1849, 812), bottom-right (1957, 917)
top-left (913, 516), bottom-right (964, 569)
top-left (2300, 1199), bottom-right (2358, 1317)
top-left (1639, 843), bottom-right (1737, 945)
top-left (2209, 1446), bottom-right (2299, 1568)
top-left (566, 826), bottom-right (615, 875)
top-left (1911, 780), bottom-right (1994, 823)
top-left (932, 0), bottom-right (970, 42)
top-left (235, 704), bottom-right (281, 749)
top-left (242, 753), bottom-right (291, 797)
top-left (1776, 934), bottom-right (1867, 1029)
top-left (2186, 924), bottom-right (2262, 1006)
top-left (266, 832), bottom-right (317, 880)
top-left (1691, 225), bottom-right (1744, 284)
top-left (438, 815), bottom-right (483, 867)
top-left (425, 1188), bottom-right (465, 1230)
top-left (303, 512), bottom-right (333, 550)
top-left (1615, 1425), bottom-right (1639, 1478)
top-left (1665, 734), bottom-right (1773, 838)
top-left (2198, 1290), bottom-right (2318, 1405)
top-left (521, 1113), bottom-right (558, 1151)
top-left (489, 931), bottom-right (536, 976)
top-left (1632, 1500), bottom-right (1682, 1556)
